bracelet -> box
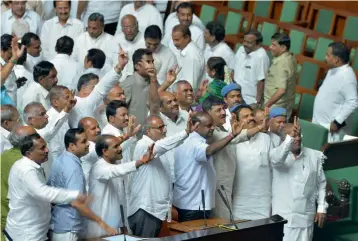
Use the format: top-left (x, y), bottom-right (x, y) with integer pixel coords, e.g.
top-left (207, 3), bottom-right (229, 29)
top-left (10, 58), bottom-right (17, 64)
top-left (150, 78), bottom-right (157, 83)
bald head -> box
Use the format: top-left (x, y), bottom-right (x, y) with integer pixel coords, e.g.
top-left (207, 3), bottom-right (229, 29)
top-left (105, 84), bottom-right (126, 104)
top-left (8, 126), bottom-right (37, 148)
top-left (78, 117), bottom-right (101, 142)
top-left (121, 14), bottom-right (137, 25)
top-left (121, 14), bottom-right (138, 41)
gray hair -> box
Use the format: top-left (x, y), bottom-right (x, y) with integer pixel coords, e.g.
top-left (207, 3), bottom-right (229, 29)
top-left (23, 102), bottom-right (43, 123)
top-left (142, 115), bottom-right (162, 133)
top-left (12, 19), bottom-right (30, 39)
top-left (49, 85), bottom-right (68, 104)
top-left (1, 105), bottom-right (17, 124)
top-left (171, 80), bottom-right (192, 92)
top-left (8, 131), bottom-right (25, 147)
top-left (88, 12), bottom-right (104, 24)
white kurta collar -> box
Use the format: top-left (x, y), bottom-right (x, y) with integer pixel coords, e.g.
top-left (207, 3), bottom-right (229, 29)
top-left (0, 126), bottom-right (10, 138)
top-left (180, 41), bottom-right (194, 57)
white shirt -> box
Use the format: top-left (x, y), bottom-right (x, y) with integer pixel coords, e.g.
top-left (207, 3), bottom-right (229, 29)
top-left (164, 12), bottom-right (205, 35)
top-left (5, 156), bottom-right (79, 241)
top-left (24, 53), bottom-right (43, 73)
top-left (81, 141), bottom-right (97, 191)
top-left (41, 16), bottom-right (85, 60)
top-left (174, 42), bottom-right (205, 91)
top-left (46, 107), bottom-right (70, 162)
top-left (313, 64), bottom-right (358, 137)
top-left (204, 41), bottom-right (235, 74)
top-left (50, 53), bottom-right (82, 90)
top-left (268, 131), bottom-right (282, 148)
top-left (42, 0), bottom-right (79, 21)
top-left (128, 131), bottom-right (188, 221)
top-left (234, 46), bottom-right (270, 105)
top-left (153, 44), bottom-right (177, 85)
top-left (232, 133), bottom-right (292, 220)
top-left (272, 147), bottom-right (328, 228)
top-left (115, 3), bottom-right (163, 36)
top-left (20, 81), bottom-right (51, 112)
top-left (114, 31), bottom-right (145, 80)
top-left (82, 0), bottom-right (122, 25)
top-left (164, 24), bottom-right (206, 53)
top-left (0, 56), bottom-right (17, 104)
top-left (73, 32), bottom-right (117, 71)
top-left (68, 69), bottom-right (121, 128)
top-left (1, 9), bottom-right (42, 36)
top-left (223, 108), bottom-right (232, 132)
top-left (159, 110), bottom-right (188, 181)
top-left (86, 158), bottom-right (137, 239)
top-left (14, 65), bottom-right (34, 114)
top-left (0, 126), bottom-right (12, 154)
top-left (173, 132), bottom-right (215, 210)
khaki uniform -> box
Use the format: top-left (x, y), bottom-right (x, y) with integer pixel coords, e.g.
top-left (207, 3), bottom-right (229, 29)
top-left (264, 52), bottom-right (298, 117)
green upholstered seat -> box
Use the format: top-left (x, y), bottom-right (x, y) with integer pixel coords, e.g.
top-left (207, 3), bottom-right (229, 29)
top-left (199, 5), bottom-right (216, 25)
top-left (261, 22), bottom-right (278, 46)
top-left (216, 13), bottom-right (227, 26)
top-left (314, 38), bottom-right (333, 61)
top-left (254, 1), bottom-right (271, 18)
top-left (351, 47), bottom-right (358, 71)
top-left (343, 16), bottom-right (358, 41)
top-left (298, 93), bottom-right (316, 120)
top-left (289, 29), bottom-right (305, 55)
top-left (299, 119), bottom-right (328, 150)
top-left (294, 93), bottom-right (302, 110)
top-left (314, 9), bottom-right (334, 34)
top-left (299, 62), bottom-right (319, 90)
top-left (228, 0), bottom-right (245, 10)
top-left (280, 1), bottom-right (299, 22)
top-left (225, 11), bottom-right (242, 35)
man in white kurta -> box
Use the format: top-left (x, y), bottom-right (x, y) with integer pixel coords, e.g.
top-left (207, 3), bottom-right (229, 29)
top-left (50, 36), bottom-right (82, 90)
top-left (86, 135), bottom-right (153, 239)
top-left (115, 1), bottom-right (163, 36)
top-left (171, 25), bottom-right (205, 91)
top-left (40, 0), bottom-right (85, 60)
top-left (0, 105), bottom-right (19, 153)
top-left (221, 83), bottom-right (245, 132)
top-left (5, 135), bottom-right (85, 241)
top-left (204, 21), bottom-right (235, 81)
top-left (163, 2), bottom-right (205, 52)
top-left (230, 104), bottom-right (293, 220)
top-left (73, 13), bottom-right (117, 71)
top-left (114, 14), bottom-right (146, 80)
top-left (144, 25), bottom-right (177, 85)
top-left (233, 30), bottom-right (270, 105)
top-left (272, 125), bottom-right (328, 241)
top-left (128, 116), bottom-right (189, 237)
top-left (313, 42), bottom-right (358, 143)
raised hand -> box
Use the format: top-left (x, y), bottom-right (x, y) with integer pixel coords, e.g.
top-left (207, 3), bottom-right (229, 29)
top-left (142, 143), bottom-right (155, 164)
top-left (117, 46), bottom-right (128, 70)
top-left (64, 90), bottom-right (77, 113)
top-left (230, 113), bottom-right (244, 137)
top-left (258, 107), bottom-right (269, 132)
top-left (185, 113), bottom-right (199, 134)
top-left (166, 64), bottom-right (181, 84)
top-left (11, 36), bottom-right (25, 60)
top-left (196, 79), bottom-right (209, 99)
top-left (146, 65), bottom-right (157, 80)
top-left (127, 116), bottom-right (141, 137)
top-left (290, 116), bottom-right (300, 137)
top-left (315, 212), bottom-right (326, 228)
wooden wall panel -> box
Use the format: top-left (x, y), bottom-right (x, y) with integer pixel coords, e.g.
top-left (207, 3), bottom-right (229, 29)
top-left (318, 1), bottom-right (358, 13)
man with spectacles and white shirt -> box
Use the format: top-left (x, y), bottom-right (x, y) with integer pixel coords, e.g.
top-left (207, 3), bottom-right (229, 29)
top-left (5, 133), bottom-right (90, 241)
top-left (0, 105), bottom-right (20, 153)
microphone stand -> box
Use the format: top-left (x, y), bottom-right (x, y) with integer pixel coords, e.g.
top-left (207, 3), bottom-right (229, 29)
top-left (220, 185), bottom-right (238, 229)
top-left (201, 189), bottom-right (207, 228)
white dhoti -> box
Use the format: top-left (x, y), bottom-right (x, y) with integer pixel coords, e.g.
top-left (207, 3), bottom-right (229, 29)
top-left (283, 225), bottom-right (314, 241)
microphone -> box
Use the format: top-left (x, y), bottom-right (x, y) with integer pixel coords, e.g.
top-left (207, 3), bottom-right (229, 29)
top-left (201, 189), bottom-right (207, 227)
top-left (220, 185), bottom-right (238, 229)
top-left (120, 205), bottom-right (127, 241)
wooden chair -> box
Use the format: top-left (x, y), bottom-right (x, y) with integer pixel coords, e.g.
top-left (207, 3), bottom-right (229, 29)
top-left (275, 1), bottom-right (310, 23)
